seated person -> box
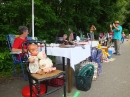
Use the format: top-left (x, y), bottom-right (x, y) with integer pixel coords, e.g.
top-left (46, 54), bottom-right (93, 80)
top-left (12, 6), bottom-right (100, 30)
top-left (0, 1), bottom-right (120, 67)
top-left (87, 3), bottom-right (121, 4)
top-left (56, 34), bottom-right (68, 65)
top-left (56, 34), bottom-right (68, 44)
top-left (57, 34), bottom-right (74, 45)
top-left (12, 26), bottom-right (29, 60)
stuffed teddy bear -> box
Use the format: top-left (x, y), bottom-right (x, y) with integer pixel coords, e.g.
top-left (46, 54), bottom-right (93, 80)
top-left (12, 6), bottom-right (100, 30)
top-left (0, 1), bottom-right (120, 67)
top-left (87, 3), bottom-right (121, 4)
top-left (37, 51), bottom-right (56, 73)
top-left (28, 43), bottom-right (45, 74)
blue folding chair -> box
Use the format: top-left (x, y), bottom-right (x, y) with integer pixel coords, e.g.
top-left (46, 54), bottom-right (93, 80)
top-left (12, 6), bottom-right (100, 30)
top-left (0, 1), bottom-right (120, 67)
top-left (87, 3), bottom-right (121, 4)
top-left (6, 34), bottom-right (38, 80)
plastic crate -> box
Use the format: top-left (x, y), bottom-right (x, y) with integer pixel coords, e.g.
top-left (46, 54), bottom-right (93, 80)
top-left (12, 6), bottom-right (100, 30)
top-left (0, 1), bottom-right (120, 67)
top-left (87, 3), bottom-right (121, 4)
top-left (49, 77), bottom-right (64, 87)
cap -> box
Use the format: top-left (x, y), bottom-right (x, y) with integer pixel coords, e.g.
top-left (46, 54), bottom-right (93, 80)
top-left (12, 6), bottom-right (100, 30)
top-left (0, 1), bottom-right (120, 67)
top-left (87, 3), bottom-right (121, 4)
top-left (115, 21), bottom-right (119, 24)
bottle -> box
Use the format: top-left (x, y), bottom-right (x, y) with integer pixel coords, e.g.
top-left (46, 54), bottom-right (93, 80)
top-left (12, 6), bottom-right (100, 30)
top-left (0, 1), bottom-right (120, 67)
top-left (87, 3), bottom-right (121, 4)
top-left (76, 36), bottom-right (80, 42)
top-left (80, 32), bottom-right (83, 40)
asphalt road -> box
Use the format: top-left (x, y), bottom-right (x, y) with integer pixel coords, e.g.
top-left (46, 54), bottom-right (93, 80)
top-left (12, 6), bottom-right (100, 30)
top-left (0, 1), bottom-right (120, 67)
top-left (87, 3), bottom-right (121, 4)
top-left (0, 40), bottom-right (130, 97)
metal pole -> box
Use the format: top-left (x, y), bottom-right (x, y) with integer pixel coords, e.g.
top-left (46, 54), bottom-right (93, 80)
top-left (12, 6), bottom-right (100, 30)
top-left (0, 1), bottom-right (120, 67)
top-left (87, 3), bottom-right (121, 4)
top-left (32, 0), bottom-right (34, 39)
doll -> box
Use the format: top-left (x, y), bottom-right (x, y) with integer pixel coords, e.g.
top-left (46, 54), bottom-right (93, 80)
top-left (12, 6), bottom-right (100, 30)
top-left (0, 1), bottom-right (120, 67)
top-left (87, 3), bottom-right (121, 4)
top-left (37, 51), bottom-right (56, 73)
top-left (28, 43), bottom-right (45, 74)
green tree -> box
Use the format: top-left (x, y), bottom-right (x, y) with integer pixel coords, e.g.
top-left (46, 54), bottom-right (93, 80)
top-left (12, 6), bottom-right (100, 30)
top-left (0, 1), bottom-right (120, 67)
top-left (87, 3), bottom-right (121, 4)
top-left (0, 0), bottom-right (130, 77)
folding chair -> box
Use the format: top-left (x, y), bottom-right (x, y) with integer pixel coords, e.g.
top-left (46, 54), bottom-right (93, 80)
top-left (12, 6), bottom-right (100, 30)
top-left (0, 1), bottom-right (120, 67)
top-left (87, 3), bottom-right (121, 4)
top-left (22, 40), bottom-right (66, 97)
top-left (6, 34), bottom-right (38, 80)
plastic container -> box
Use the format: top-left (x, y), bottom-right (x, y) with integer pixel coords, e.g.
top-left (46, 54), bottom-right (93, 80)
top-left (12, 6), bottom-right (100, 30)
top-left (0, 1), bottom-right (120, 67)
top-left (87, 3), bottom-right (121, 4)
top-left (108, 48), bottom-right (113, 59)
top-left (22, 84), bottom-right (46, 97)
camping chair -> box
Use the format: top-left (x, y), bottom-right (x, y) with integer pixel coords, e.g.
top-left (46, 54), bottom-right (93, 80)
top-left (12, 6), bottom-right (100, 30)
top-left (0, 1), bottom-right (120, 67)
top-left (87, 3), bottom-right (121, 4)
top-left (6, 34), bottom-right (38, 80)
top-left (22, 40), bottom-right (66, 97)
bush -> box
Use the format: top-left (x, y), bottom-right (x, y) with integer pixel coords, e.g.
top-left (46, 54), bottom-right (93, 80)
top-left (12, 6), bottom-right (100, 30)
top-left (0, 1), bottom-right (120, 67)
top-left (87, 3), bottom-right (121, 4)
top-left (0, 46), bottom-right (13, 77)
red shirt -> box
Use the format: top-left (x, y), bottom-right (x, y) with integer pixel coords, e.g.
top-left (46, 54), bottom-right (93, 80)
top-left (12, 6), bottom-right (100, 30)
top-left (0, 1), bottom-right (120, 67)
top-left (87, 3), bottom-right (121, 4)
top-left (12, 37), bottom-right (27, 60)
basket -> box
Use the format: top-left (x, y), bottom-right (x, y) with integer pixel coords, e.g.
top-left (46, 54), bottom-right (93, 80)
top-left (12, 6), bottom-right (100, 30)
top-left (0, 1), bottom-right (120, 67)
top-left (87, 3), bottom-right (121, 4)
top-left (75, 75), bottom-right (93, 91)
top-left (75, 64), bottom-right (94, 91)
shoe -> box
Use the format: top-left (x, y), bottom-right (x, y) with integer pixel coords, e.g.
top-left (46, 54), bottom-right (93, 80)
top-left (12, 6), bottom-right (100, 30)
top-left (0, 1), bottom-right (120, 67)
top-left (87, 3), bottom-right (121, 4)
top-left (113, 52), bottom-right (117, 54)
top-left (116, 53), bottom-right (121, 55)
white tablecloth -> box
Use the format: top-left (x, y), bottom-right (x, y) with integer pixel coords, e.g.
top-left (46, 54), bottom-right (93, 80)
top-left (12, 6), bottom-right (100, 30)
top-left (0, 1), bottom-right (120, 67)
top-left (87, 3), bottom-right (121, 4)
top-left (89, 41), bottom-right (99, 47)
top-left (47, 45), bottom-right (91, 70)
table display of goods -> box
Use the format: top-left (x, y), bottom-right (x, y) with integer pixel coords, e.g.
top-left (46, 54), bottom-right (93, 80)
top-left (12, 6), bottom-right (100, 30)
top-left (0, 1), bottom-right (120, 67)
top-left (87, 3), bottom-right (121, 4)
top-left (59, 41), bottom-right (75, 48)
top-left (46, 43), bottom-right (59, 47)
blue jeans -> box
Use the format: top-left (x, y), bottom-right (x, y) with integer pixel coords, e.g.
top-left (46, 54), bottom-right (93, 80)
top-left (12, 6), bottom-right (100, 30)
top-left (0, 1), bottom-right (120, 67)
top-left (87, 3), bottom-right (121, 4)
top-left (121, 37), bottom-right (124, 43)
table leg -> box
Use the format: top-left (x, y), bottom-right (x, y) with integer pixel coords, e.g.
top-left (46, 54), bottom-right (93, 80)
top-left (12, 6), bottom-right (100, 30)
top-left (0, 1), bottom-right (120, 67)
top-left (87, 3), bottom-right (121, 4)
top-left (62, 57), bottom-right (72, 93)
top-left (67, 58), bottom-right (72, 93)
top-left (62, 57), bottom-right (65, 71)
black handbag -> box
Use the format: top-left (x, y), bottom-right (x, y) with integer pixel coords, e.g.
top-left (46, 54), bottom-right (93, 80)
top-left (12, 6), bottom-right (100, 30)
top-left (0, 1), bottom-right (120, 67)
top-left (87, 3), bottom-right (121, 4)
top-left (75, 64), bottom-right (94, 91)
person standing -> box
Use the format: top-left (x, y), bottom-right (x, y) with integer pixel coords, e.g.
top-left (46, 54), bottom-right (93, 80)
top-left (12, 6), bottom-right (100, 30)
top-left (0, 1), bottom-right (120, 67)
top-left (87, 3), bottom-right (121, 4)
top-left (110, 21), bottom-right (122, 55)
top-left (68, 28), bottom-right (74, 41)
top-left (89, 25), bottom-right (96, 40)
top-left (121, 32), bottom-right (125, 43)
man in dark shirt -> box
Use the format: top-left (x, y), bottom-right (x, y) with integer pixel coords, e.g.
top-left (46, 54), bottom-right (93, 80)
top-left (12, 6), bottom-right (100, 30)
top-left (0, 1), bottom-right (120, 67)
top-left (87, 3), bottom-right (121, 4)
top-left (56, 34), bottom-right (68, 44)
